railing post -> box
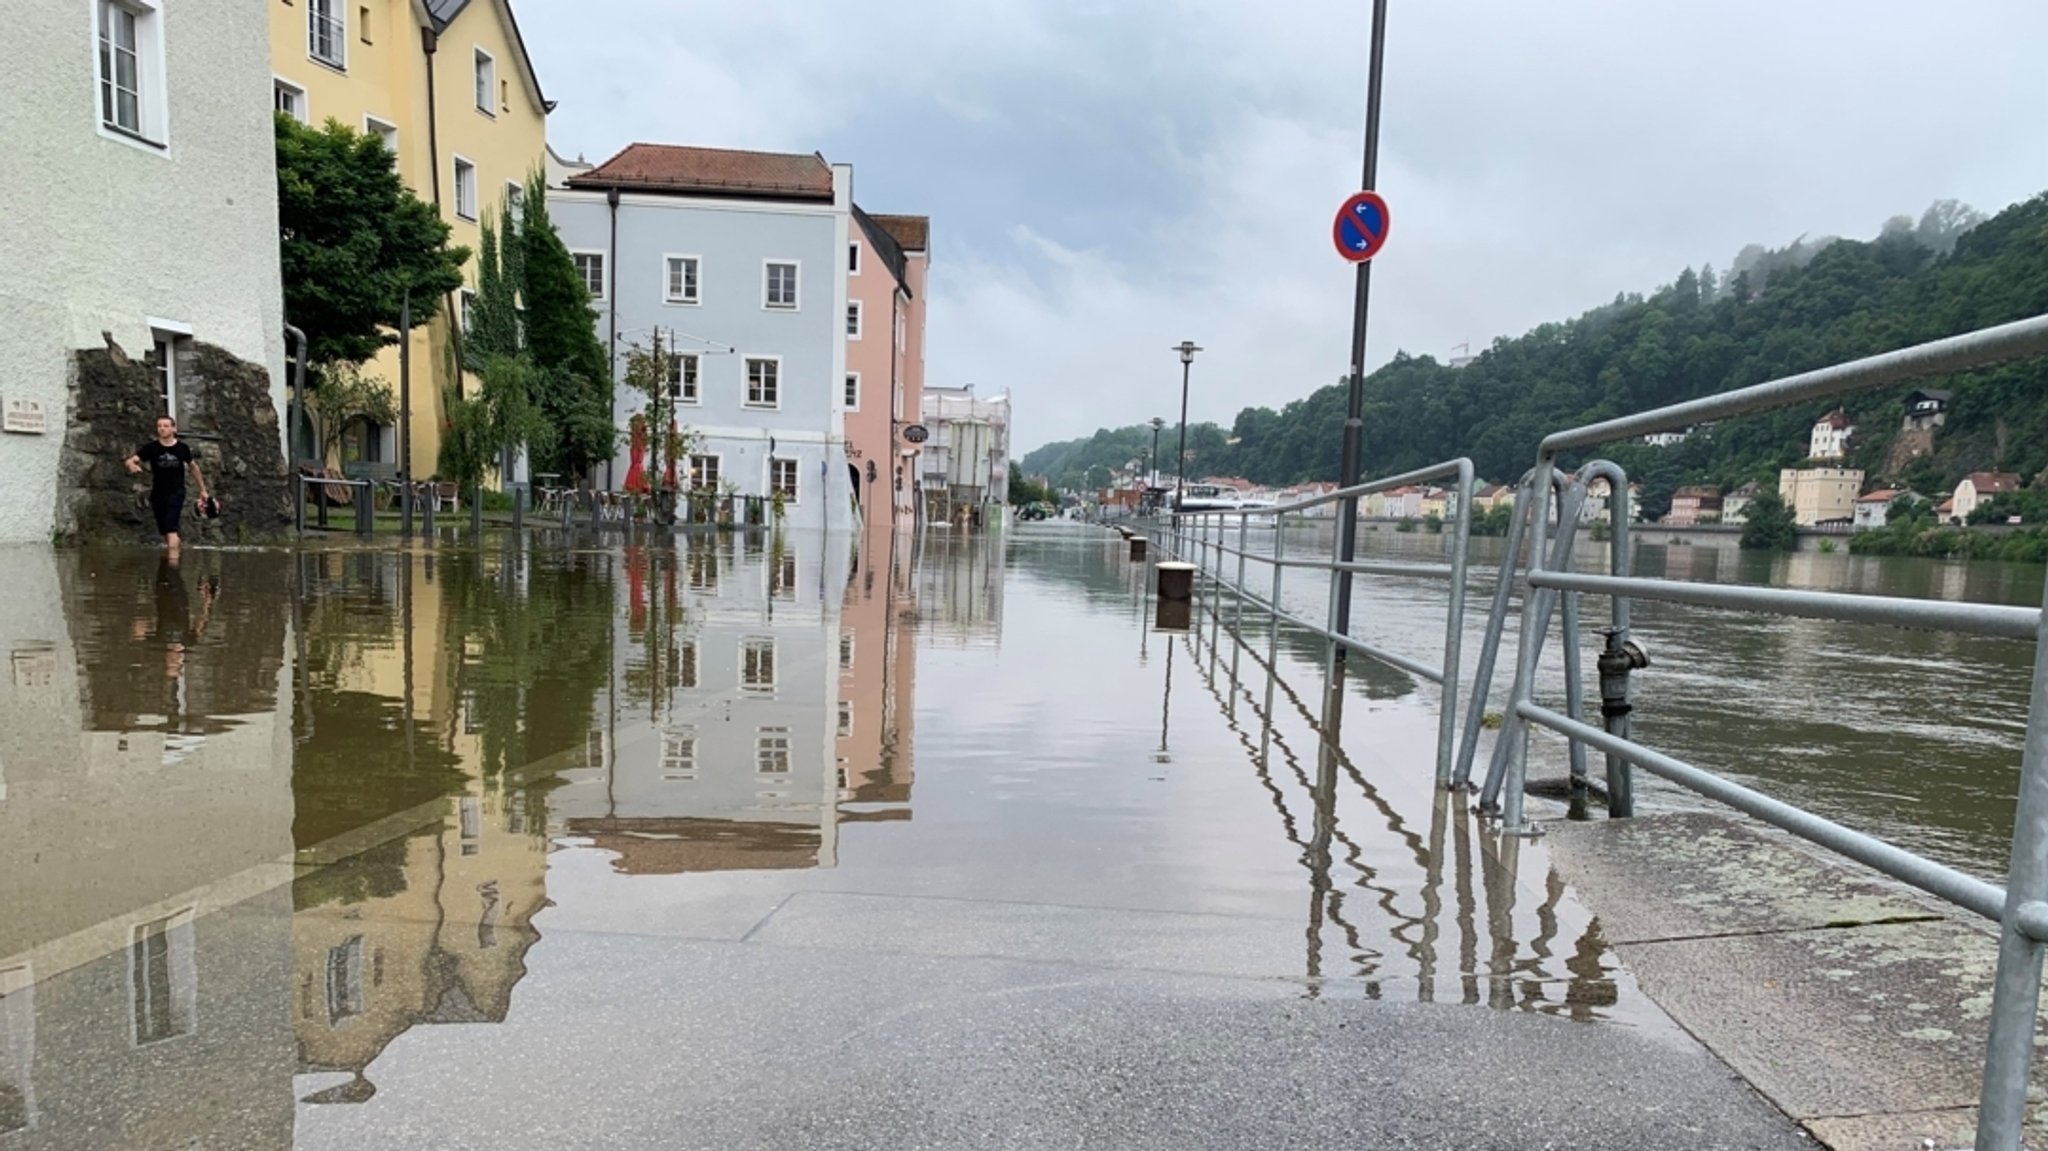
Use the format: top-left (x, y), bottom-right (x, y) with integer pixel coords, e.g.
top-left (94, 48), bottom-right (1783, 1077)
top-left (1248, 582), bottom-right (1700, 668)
top-left (293, 474), bottom-right (305, 534)
top-left (1494, 458), bottom-right (1557, 835)
top-left (1436, 461), bottom-right (1475, 787)
top-left (1453, 473), bottom-right (1536, 789)
top-left (470, 485), bottom-right (483, 538)
top-left (354, 481), bottom-right (373, 537)
top-left (512, 485), bottom-right (526, 533)
top-left (1234, 514), bottom-right (1250, 633)
top-left (423, 484), bottom-right (436, 537)
top-left (1561, 590), bottom-right (1591, 805)
top-left (1973, 563), bottom-right (2048, 1151)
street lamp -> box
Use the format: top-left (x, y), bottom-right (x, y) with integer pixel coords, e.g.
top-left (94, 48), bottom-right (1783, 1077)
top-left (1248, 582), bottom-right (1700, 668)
top-left (1171, 341), bottom-right (1201, 514)
top-left (1148, 416), bottom-right (1164, 489)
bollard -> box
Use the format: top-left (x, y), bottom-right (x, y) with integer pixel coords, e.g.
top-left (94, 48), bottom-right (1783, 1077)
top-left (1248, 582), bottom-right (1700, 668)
top-left (1154, 597), bottom-right (1192, 632)
top-left (423, 486), bottom-right (437, 537)
top-left (512, 485), bottom-right (526, 533)
top-left (354, 482), bottom-right (373, 536)
top-left (589, 490), bottom-right (603, 531)
top-left (294, 475), bottom-right (306, 534)
top-left (561, 488), bottom-right (572, 532)
top-left (1156, 561), bottom-right (1195, 602)
top-left (1129, 536), bottom-right (1147, 561)
top-left (470, 486), bottom-right (483, 538)
top-left (401, 481), bottom-right (414, 537)
top-left (316, 479), bottom-right (330, 530)
top-left (1597, 629), bottom-right (1649, 818)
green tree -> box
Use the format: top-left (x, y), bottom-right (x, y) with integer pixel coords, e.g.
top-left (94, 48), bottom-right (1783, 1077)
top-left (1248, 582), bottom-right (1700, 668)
top-left (518, 173), bottom-right (615, 479)
top-left (1739, 487), bottom-right (1798, 551)
top-left (275, 114), bottom-right (468, 369)
top-left (463, 208), bottom-right (521, 368)
top-left (438, 356), bottom-right (554, 491)
top-left (305, 363), bottom-right (397, 462)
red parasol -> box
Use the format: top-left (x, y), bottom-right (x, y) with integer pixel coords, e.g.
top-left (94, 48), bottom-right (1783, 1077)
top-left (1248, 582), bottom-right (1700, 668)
top-left (623, 419), bottom-right (648, 494)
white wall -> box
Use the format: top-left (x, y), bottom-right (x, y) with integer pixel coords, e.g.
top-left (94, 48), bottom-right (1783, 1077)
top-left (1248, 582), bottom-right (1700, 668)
top-left (0, 0), bottom-right (286, 543)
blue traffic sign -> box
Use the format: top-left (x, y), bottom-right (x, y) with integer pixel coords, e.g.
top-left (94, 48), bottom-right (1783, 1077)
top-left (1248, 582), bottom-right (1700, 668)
top-left (1333, 191), bottom-right (1391, 263)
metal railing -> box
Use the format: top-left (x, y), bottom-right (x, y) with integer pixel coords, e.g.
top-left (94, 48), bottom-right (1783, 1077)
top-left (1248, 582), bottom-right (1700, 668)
top-left (1489, 313), bottom-right (2048, 1151)
top-left (1149, 458), bottom-right (1476, 785)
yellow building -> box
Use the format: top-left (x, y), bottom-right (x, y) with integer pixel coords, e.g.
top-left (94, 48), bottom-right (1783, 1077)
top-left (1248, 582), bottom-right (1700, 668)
top-left (1778, 466), bottom-right (1864, 527)
top-left (268, 0), bottom-right (552, 479)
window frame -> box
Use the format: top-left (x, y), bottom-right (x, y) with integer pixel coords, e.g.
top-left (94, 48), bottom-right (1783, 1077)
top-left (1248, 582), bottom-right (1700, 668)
top-left (362, 114), bottom-right (398, 153)
top-left (661, 727), bottom-right (698, 780)
top-left (663, 254), bottom-right (701, 306)
top-left (128, 907), bottom-right (196, 1047)
top-left (94, 0), bottom-right (169, 152)
top-left (756, 726), bottom-right (792, 775)
top-left (740, 637), bottom-right (777, 695)
top-left (473, 47), bottom-right (497, 117)
top-left (459, 289), bottom-right (477, 333)
top-left (843, 372), bottom-right (860, 412)
top-left (839, 630), bottom-right (855, 670)
top-left (665, 351), bottom-right (700, 405)
top-left (762, 259), bottom-right (800, 311)
top-left (570, 250), bottom-right (607, 301)
top-left (307, 0), bottom-right (348, 71)
top-left (848, 242), bottom-right (861, 276)
top-left (504, 180), bottom-right (525, 218)
top-left (770, 457), bottom-right (800, 506)
top-left (688, 453), bottom-right (721, 490)
top-left (451, 154), bottom-right (478, 221)
top-left (743, 356), bottom-right (781, 410)
top-left (273, 77), bottom-right (309, 124)
top-left (846, 299), bottom-right (863, 340)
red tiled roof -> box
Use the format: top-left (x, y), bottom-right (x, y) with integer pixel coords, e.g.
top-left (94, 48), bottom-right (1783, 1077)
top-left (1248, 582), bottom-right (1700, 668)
top-left (1858, 488), bottom-right (1902, 503)
top-left (870, 214), bottom-right (930, 252)
top-left (1817, 407), bottom-right (1854, 430)
top-left (567, 144), bottom-right (834, 201)
top-left (1964, 472), bottom-right (2021, 494)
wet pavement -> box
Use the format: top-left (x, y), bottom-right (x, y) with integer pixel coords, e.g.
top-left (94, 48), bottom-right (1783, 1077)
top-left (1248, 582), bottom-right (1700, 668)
top-left (0, 524), bottom-right (1810, 1147)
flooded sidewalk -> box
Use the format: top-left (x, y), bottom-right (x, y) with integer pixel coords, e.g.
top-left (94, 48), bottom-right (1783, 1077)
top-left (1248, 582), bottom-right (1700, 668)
top-left (0, 525), bottom-right (1803, 1148)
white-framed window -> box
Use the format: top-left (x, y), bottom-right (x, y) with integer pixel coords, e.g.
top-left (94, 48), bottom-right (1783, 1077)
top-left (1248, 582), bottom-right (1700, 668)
top-left (324, 934), bottom-right (363, 1024)
top-left (665, 353), bottom-right (699, 403)
top-left (96, 0), bottom-right (167, 149)
top-left (770, 457), bottom-right (799, 504)
top-left (363, 114), bottom-right (398, 152)
top-left (664, 255), bottom-right (700, 305)
top-left (771, 549), bottom-right (796, 599)
top-left (763, 260), bottom-right (799, 310)
top-left (839, 630), bottom-right (854, 670)
top-left (843, 373), bottom-right (860, 411)
top-left (505, 180), bottom-right (524, 218)
top-left (308, 0), bottom-right (347, 69)
top-left (273, 78), bottom-right (308, 123)
top-left (846, 300), bottom-right (863, 340)
top-left (848, 242), bottom-right (861, 275)
top-left (896, 308), bottom-right (907, 351)
top-left (585, 728), bottom-right (605, 769)
top-left (741, 638), bottom-right (776, 695)
top-left (687, 544), bottom-right (718, 591)
top-left (661, 728), bottom-right (698, 780)
top-left (756, 727), bottom-right (791, 774)
top-left (678, 641), bottom-right (698, 689)
top-left (572, 252), bottom-right (605, 300)
top-left (129, 908), bottom-right (195, 1046)
top-left (473, 48), bottom-right (496, 116)
top-left (838, 700), bottom-right (852, 738)
top-left (152, 336), bottom-right (181, 417)
top-left (460, 289), bottom-right (476, 332)
top-left (688, 454), bottom-right (720, 490)
top-left (452, 156), bottom-right (477, 220)
top-left (744, 357), bottom-right (780, 409)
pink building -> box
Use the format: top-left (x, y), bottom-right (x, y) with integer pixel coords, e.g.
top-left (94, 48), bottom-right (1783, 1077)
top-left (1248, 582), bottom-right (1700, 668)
top-left (846, 207), bottom-right (931, 531)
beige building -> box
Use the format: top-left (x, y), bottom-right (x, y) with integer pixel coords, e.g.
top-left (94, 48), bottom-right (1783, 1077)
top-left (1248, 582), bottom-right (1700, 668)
top-left (1779, 467), bottom-right (1864, 526)
top-left (1950, 471), bottom-right (2021, 523)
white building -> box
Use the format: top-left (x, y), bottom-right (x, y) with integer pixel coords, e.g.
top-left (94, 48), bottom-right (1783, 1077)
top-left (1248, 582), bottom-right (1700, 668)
top-left (1809, 408), bottom-right (1855, 461)
top-left (919, 386), bottom-right (1011, 525)
top-left (552, 144), bottom-right (856, 534)
top-left (0, 0), bottom-right (287, 543)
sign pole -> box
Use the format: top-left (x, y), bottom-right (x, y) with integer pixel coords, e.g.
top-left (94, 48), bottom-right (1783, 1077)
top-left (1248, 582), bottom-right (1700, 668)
top-left (1331, 0), bottom-right (1391, 653)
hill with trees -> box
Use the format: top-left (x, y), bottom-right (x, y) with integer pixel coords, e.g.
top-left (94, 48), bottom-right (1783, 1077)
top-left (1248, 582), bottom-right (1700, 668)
top-left (1023, 194), bottom-right (2048, 517)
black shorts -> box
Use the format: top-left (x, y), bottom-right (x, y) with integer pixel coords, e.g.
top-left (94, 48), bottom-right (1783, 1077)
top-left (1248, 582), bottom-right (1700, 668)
top-left (151, 490), bottom-right (185, 536)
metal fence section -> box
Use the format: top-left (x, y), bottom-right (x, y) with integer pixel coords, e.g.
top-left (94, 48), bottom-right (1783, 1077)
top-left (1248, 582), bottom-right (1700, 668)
top-left (1490, 312), bottom-right (2048, 1151)
top-left (1150, 457), bottom-right (1476, 786)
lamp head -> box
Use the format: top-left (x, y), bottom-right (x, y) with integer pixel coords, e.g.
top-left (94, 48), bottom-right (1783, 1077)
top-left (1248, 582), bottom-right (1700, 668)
top-left (1173, 340), bottom-right (1203, 365)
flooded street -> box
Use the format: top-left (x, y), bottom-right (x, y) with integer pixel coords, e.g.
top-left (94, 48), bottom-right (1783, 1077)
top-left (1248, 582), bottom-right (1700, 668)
top-left (0, 521), bottom-right (2029, 1146)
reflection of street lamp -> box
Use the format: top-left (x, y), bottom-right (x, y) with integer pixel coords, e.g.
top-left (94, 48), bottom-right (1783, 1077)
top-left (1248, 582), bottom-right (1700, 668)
top-left (1172, 341), bottom-right (1202, 513)
top-left (1148, 416), bottom-right (1164, 488)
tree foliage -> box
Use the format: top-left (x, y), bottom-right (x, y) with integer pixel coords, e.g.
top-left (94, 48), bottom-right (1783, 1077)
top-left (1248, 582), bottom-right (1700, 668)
top-left (1007, 462), bottom-right (1055, 507)
top-left (305, 363), bottom-right (396, 462)
top-left (1738, 488), bottom-right (1798, 551)
top-left (1024, 194), bottom-right (2048, 502)
top-left (275, 114), bottom-right (468, 368)
top-left (438, 355), bottom-right (554, 492)
top-left (517, 174), bottom-right (614, 478)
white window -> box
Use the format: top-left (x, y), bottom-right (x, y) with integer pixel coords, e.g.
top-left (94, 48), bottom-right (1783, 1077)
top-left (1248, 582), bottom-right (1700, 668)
top-left (363, 115), bottom-right (397, 152)
top-left (274, 79), bottom-right (308, 123)
top-left (324, 935), bottom-right (363, 1024)
top-left (678, 641), bottom-right (698, 689)
top-left (664, 255), bottom-right (700, 304)
top-left (661, 728), bottom-right (697, 780)
top-left (666, 353), bottom-right (699, 403)
top-left (744, 357), bottom-right (780, 409)
top-left (843, 373), bottom-right (860, 411)
top-left (452, 156), bottom-right (477, 220)
top-left (130, 909), bottom-right (195, 1045)
top-left (763, 261), bottom-right (798, 310)
top-left (505, 181), bottom-right (524, 218)
top-left (689, 454), bottom-right (720, 490)
top-left (840, 631), bottom-right (855, 670)
top-left (573, 252), bottom-right (605, 300)
top-left (771, 549), bottom-right (796, 600)
top-left (848, 243), bottom-right (861, 275)
top-left (473, 49), bottom-right (496, 115)
top-left (838, 700), bottom-right (852, 738)
top-left (152, 337), bottom-right (179, 417)
top-left (756, 727), bottom-right (791, 774)
top-left (770, 457), bottom-right (799, 504)
top-left (460, 289), bottom-right (476, 332)
top-left (96, 0), bottom-right (167, 148)
top-left (741, 638), bottom-right (776, 695)
top-left (308, 0), bottom-right (347, 68)
top-left (846, 300), bottom-right (863, 340)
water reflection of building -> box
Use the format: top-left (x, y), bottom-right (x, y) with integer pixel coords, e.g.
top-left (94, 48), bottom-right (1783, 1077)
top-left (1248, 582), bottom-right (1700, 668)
top-left (912, 530), bottom-right (1004, 646)
top-left (0, 549), bottom-right (295, 1148)
top-left (558, 535), bottom-right (852, 873)
top-left (838, 524), bottom-right (918, 819)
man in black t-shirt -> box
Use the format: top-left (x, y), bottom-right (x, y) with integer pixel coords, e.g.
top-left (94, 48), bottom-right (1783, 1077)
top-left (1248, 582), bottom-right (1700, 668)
top-left (125, 415), bottom-right (209, 550)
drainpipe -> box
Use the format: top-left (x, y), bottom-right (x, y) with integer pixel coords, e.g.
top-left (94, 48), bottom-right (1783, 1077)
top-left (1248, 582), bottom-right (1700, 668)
top-left (284, 323), bottom-right (307, 465)
top-left (604, 185), bottom-right (621, 491)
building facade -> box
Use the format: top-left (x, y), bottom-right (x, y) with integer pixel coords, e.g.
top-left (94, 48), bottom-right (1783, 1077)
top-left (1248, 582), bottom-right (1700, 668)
top-left (1809, 408), bottom-right (1855, 461)
top-left (553, 144), bottom-right (855, 534)
top-left (920, 386), bottom-right (1011, 526)
top-left (1779, 467), bottom-right (1864, 526)
top-left (1854, 489), bottom-right (1902, 531)
top-left (1664, 485), bottom-right (1722, 527)
top-left (1, 0), bottom-right (288, 543)
top-left (1951, 472), bottom-right (2021, 523)
top-left (266, 0), bottom-right (551, 476)
top-left (846, 208), bottom-right (932, 531)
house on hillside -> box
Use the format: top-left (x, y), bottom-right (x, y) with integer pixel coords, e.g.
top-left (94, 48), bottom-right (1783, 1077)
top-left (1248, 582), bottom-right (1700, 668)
top-left (1664, 485), bottom-right (1722, 527)
top-left (1473, 484), bottom-right (1516, 513)
top-left (1643, 428), bottom-right (1692, 448)
top-left (1722, 481), bottom-right (1761, 526)
top-left (1809, 408), bottom-right (1855, 461)
top-left (1780, 467), bottom-right (1864, 526)
top-left (1854, 489), bottom-right (1903, 531)
top-left (1904, 389), bottom-right (1953, 432)
top-left (1950, 472), bottom-right (2021, 523)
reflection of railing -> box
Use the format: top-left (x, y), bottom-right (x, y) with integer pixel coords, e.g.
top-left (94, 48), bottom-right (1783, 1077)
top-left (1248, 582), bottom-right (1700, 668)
top-left (1497, 313), bottom-right (2048, 1151)
top-left (1149, 458), bottom-right (1476, 786)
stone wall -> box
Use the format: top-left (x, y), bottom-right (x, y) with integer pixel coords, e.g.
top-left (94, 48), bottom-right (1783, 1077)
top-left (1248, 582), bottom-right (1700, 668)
top-left (57, 340), bottom-right (291, 544)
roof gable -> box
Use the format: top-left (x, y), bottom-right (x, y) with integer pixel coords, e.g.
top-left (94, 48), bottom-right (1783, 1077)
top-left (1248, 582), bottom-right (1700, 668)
top-left (568, 144), bottom-right (834, 201)
top-left (870, 214), bottom-right (929, 254)
top-left (852, 204), bottom-right (911, 294)
top-left (422, 0), bottom-right (552, 115)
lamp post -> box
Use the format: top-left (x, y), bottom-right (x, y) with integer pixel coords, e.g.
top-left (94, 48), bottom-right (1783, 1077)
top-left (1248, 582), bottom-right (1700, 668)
top-left (1148, 417), bottom-right (1164, 489)
top-left (1171, 341), bottom-right (1201, 515)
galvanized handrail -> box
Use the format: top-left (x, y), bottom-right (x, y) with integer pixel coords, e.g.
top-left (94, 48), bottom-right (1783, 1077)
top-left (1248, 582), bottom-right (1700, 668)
top-left (1150, 457), bottom-right (1476, 785)
top-left (1495, 312), bottom-right (2048, 1151)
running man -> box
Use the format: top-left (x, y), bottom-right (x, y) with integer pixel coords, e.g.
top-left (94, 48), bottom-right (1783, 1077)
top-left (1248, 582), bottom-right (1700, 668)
top-left (125, 416), bottom-right (209, 551)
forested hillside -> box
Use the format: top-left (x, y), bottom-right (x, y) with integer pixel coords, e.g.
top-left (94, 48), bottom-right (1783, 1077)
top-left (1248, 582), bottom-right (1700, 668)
top-left (1023, 195), bottom-right (2048, 517)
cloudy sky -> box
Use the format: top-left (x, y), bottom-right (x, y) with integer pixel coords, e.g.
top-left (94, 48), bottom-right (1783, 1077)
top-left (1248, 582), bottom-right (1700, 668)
top-left (521, 1), bottom-right (2048, 453)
